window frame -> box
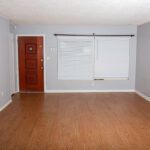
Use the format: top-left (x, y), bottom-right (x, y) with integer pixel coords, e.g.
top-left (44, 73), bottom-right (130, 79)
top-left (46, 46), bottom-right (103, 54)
top-left (57, 36), bottom-right (130, 81)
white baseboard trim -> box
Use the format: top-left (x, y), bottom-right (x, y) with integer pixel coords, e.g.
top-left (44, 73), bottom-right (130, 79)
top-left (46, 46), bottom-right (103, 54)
top-left (135, 90), bottom-right (150, 102)
top-left (12, 91), bottom-right (19, 94)
top-left (0, 100), bottom-right (12, 112)
top-left (45, 89), bottom-right (135, 93)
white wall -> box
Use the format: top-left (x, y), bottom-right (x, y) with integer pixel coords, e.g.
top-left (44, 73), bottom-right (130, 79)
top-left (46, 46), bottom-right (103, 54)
top-left (136, 22), bottom-right (150, 97)
top-left (16, 25), bottom-right (137, 91)
top-left (0, 16), bottom-right (11, 110)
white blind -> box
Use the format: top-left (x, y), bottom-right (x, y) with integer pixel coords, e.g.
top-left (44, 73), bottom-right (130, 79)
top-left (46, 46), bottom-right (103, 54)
top-left (58, 36), bottom-right (94, 80)
top-left (95, 37), bottom-right (130, 79)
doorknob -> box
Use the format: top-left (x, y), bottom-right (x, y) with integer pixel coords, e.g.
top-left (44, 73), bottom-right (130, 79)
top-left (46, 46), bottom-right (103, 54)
top-left (40, 58), bottom-right (43, 62)
top-left (40, 66), bottom-right (44, 70)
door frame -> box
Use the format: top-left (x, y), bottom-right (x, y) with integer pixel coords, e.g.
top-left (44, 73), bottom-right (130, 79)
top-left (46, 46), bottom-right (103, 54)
top-left (16, 34), bottom-right (46, 92)
top-left (9, 33), bottom-right (16, 95)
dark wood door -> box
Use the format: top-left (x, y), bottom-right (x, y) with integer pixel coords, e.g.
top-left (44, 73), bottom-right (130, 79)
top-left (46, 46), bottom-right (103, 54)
top-left (18, 37), bottom-right (44, 92)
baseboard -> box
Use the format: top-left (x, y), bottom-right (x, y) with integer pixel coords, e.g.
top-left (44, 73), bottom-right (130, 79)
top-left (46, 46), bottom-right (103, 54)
top-left (0, 100), bottom-right (12, 112)
top-left (135, 90), bottom-right (150, 102)
top-left (13, 91), bottom-right (19, 94)
top-left (45, 89), bottom-right (135, 93)
top-left (11, 91), bottom-right (19, 96)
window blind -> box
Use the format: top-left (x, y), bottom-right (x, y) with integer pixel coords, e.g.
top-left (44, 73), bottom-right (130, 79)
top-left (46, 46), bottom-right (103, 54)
top-left (94, 37), bottom-right (130, 79)
top-left (58, 36), bottom-right (94, 80)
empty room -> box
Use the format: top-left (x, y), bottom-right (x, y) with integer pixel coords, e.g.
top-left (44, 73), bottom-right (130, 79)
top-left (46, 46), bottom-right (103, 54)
top-left (0, 0), bottom-right (150, 149)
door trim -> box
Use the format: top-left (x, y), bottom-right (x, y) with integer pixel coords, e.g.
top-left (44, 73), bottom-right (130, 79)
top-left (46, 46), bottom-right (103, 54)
top-left (16, 34), bottom-right (46, 92)
top-left (9, 33), bottom-right (16, 95)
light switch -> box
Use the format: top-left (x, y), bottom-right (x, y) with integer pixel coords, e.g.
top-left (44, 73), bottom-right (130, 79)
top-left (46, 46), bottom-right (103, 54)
top-left (50, 47), bottom-right (56, 51)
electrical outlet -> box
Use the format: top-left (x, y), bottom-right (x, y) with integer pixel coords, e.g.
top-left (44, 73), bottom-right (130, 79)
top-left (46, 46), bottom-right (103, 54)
top-left (1, 91), bottom-right (4, 97)
top-left (91, 82), bottom-right (95, 87)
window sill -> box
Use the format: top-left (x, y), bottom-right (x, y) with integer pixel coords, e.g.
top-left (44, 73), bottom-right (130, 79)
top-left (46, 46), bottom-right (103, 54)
top-left (94, 78), bottom-right (129, 81)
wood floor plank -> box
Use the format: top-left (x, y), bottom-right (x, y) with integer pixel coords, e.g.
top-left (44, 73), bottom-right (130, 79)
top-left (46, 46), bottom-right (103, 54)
top-left (0, 93), bottom-right (150, 150)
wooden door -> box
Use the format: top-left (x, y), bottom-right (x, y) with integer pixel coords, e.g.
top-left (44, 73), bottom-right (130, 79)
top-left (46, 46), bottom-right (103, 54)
top-left (18, 36), bottom-right (44, 92)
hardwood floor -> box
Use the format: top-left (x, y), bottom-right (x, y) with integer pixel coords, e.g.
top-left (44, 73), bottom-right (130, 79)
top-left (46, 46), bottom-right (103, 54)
top-left (0, 92), bottom-right (150, 150)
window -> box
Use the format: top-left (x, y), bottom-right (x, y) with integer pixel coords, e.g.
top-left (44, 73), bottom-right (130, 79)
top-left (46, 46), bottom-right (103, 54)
top-left (58, 36), bottom-right (94, 80)
top-left (94, 37), bottom-right (130, 79)
top-left (57, 36), bottom-right (130, 80)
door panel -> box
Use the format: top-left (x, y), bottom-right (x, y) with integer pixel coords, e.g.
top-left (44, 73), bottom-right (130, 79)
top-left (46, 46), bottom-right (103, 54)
top-left (18, 37), bottom-right (44, 92)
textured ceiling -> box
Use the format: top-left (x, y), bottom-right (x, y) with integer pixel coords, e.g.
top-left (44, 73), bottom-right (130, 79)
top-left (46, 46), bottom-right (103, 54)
top-left (0, 0), bottom-right (150, 25)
